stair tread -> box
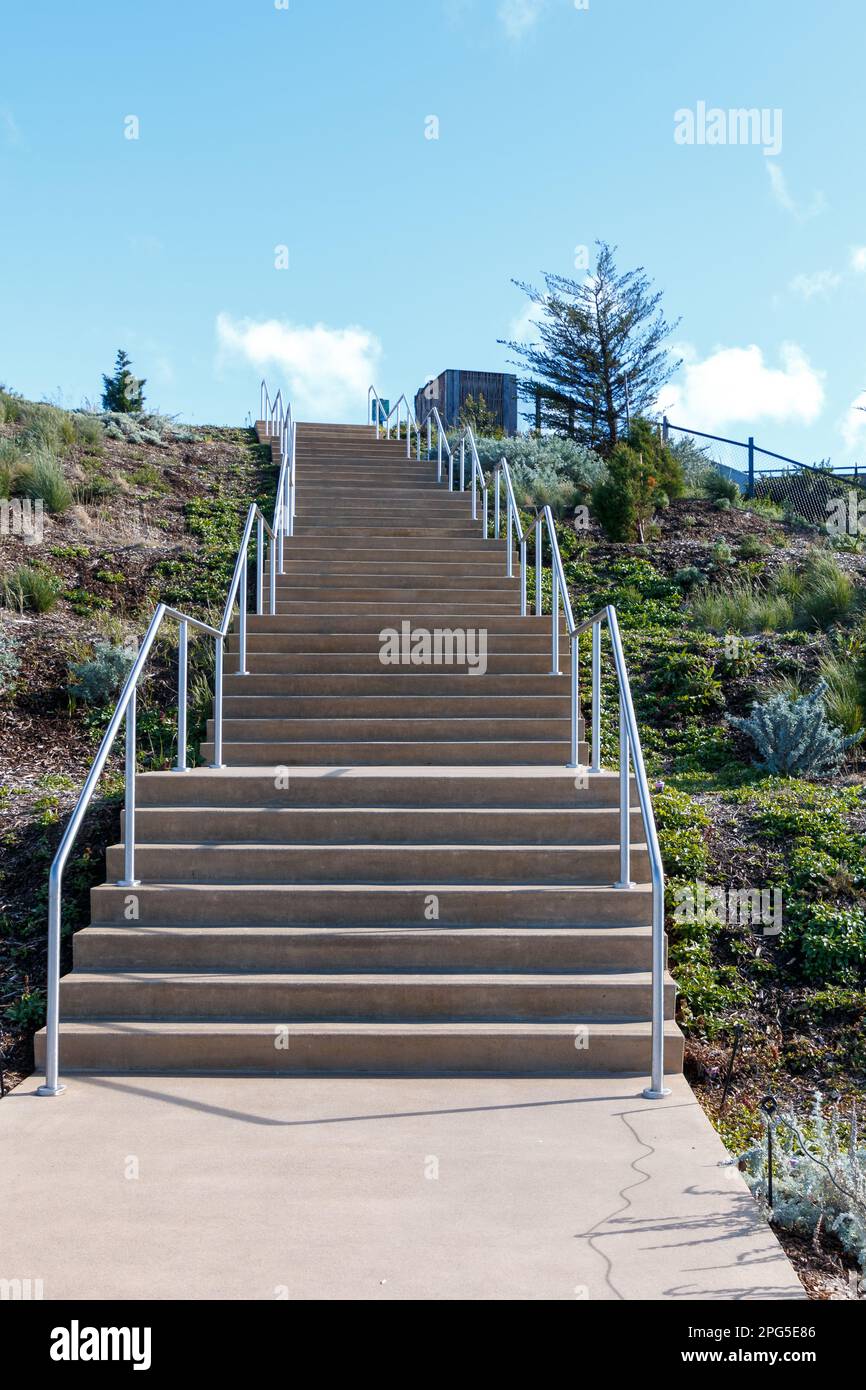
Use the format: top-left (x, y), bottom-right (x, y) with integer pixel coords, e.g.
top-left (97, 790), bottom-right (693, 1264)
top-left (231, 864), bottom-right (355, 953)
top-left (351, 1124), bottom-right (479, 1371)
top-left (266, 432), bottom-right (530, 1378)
top-left (46, 1019), bottom-right (681, 1036)
top-left (63, 969), bottom-right (670, 985)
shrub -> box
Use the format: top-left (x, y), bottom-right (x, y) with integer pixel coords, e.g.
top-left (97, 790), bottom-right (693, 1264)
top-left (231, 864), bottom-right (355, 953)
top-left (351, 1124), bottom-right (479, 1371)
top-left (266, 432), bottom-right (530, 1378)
top-left (787, 902), bottom-right (866, 986)
top-left (2, 565), bottom-right (61, 614)
top-left (68, 641), bottom-right (134, 704)
top-left (700, 468), bottom-right (741, 503)
top-left (654, 787), bottom-right (710, 878)
top-left (591, 420), bottom-right (685, 542)
top-left (712, 539), bottom-right (734, 566)
top-left (733, 1094), bottom-right (866, 1270)
top-left (727, 680), bottom-right (862, 776)
top-left (673, 566), bottom-right (707, 590)
top-left (817, 652), bottom-right (865, 739)
top-left (101, 349), bottom-right (146, 413)
top-left (642, 649), bottom-right (725, 719)
top-left (738, 536), bottom-right (770, 560)
top-left (0, 621), bottom-right (20, 694)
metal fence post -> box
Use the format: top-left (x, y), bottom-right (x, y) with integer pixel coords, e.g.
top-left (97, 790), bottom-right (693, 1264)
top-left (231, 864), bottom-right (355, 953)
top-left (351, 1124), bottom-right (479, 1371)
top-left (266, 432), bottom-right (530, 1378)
top-left (174, 620), bottom-right (188, 772)
top-left (747, 436), bottom-right (755, 498)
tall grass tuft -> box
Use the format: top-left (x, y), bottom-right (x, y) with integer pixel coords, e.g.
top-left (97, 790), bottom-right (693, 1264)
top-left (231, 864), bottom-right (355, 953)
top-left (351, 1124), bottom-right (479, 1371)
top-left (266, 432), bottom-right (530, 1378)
top-left (16, 450), bottom-right (72, 513)
top-left (690, 578), bottom-right (794, 634)
top-left (2, 565), bottom-right (61, 614)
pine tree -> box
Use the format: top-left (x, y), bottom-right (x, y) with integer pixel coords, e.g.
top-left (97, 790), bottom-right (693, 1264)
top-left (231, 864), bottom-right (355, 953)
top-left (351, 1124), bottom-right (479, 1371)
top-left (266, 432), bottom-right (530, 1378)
top-left (101, 349), bottom-right (146, 413)
top-left (500, 242), bottom-right (680, 454)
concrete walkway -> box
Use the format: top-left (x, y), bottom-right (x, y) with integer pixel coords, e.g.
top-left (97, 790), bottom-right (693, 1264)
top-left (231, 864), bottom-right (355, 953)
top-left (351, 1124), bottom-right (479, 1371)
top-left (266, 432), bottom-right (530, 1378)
top-left (1, 1073), bottom-right (803, 1300)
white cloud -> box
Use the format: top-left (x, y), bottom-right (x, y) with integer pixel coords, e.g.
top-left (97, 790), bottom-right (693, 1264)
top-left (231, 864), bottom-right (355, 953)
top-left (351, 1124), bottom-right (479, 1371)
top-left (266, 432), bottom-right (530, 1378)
top-left (508, 301), bottom-right (543, 343)
top-left (216, 314), bottom-right (382, 420)
top-left (851, 247), bottom-right (866, 273)
top-left (840, 391), bottom-right (866, 452)
top-left (658, 342), bottom-right (825, 431)
top-left (766, 163), bottom-right (825, 221)
top-left (788, 269), bottom-right (841, 300)
top-left (1, 107), bottom-right (21, 147)
top-left (498, 0), bottom-right (545, 40)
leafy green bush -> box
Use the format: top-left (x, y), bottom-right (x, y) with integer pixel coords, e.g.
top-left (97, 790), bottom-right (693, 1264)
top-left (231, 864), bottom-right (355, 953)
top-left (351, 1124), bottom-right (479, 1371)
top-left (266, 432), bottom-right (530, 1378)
top-left (738, 536), bottom-right (770, 560)
top-left (642, 649), bottom-right (724, 719)
top-left (2, 565), bottom-right (61, 614)
top-left (727, 680), bottom-right (862, 776)
top-left (787, 902), bottom-right (866, 985)
top-left (712, 539), bottom-right (734, 566)
top-left (591, 419), bottom-right (685, 542)
top-left (68, 642), bottom-right (134, 704)
top-left (673, 566), bottom-right (707, 590)
top-left (654, 787), bottom-right (710, 877)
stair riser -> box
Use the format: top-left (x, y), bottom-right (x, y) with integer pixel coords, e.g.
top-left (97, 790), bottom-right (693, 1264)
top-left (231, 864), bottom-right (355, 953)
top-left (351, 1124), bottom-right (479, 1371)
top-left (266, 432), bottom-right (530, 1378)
top-left (199, 740), bottom-right (585, 765)
top-left (206, 718), bottom-right (572, 740)
top-left (91, 884), bottom-right (649, 927)
top-left (231, 656), bottom-right (570, 673)
top-left (36, 1029), bottom-right (684, 1077)
top-left (128, 807), bottom-right (635, 845)
top-left (135, 771), bottom-right (638, 810)
top-left (228, 636), bottom-right (565, 656)
top-left (74, 928), bottom-right (655, 973)
top-left (222, 676), bottom-right (570, 696)
top-left (58, 978), bottom-right (674, 1022)
top-left (220, 696), bottom-right (573, 718)
top-left (243, 616), bottom-right (560, 633)
top-left (106, 843), bottom-right (648, 885)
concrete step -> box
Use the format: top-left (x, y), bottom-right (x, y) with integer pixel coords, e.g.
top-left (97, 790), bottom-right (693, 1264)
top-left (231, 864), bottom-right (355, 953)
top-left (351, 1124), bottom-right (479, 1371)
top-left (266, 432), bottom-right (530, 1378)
top-left (91, 881), bottom-right (650, 927)
top-left (222, 674), bottom-right (570, 696)
top-left (105, 842), bottom-right (648, 886)
top-left (268, 574), bottom-right (518, 592)
top-left (220, 694), bottom-right (572, 718)
top-left (198, 739), bottom-right (583, 766)
top-left (243, 614), bottom-right (560, 634)
top-left (206, 715), bottom-right (572, 741)
top-left (134, 767), bottom-right (637, 810)
top-left (36, 1018), bottom-right (684, 1076)
top-left (228, 634), bottom-right (562, 656)
top-left (58, 969), bottom-right (675, 1022)
top-left (129, 805), bottom-right (640, 846)
top-left (231, 654), bottom-right (570, 674)
top-left (74, 924), bottom-right (655, 972)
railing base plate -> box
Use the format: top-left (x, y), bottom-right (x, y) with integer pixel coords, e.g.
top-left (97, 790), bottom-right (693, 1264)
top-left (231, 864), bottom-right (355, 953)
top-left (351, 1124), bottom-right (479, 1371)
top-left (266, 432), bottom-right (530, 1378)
top-left (36, 1084), bottom-right (66, 1096)
top-left (642, 1087), bottom-right (672, 1100)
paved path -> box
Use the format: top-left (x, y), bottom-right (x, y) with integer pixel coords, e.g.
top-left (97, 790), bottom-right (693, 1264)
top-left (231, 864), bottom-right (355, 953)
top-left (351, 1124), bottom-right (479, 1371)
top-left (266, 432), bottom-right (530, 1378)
top-left (1, 1073), bottom-right (803, 1300)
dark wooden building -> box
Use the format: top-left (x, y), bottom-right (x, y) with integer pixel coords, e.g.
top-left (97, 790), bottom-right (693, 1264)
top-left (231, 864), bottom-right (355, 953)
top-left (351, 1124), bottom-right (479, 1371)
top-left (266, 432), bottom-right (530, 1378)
top-left (415, 369), bottom-right (518, 435)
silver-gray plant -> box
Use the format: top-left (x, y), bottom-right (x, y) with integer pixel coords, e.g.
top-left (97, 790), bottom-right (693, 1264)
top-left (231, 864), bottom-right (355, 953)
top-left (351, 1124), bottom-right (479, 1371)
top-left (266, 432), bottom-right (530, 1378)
top-left (727, 679), bottom-right (862, 776)
top-left (730, 1094), bottom-right (866, 1273)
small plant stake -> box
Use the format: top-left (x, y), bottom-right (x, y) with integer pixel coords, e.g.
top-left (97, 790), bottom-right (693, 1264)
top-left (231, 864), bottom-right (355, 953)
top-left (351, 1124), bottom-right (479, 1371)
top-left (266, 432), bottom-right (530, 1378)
top-left (760, 1094), bottom-right (778, 1212)
top-left (719, 1024), bottom-right (742, 1115)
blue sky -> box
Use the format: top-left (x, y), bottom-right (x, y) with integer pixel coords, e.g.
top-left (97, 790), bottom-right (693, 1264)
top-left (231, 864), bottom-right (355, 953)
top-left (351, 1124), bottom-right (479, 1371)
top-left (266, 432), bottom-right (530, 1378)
top-left (1, 0), bottom-right (864, 467)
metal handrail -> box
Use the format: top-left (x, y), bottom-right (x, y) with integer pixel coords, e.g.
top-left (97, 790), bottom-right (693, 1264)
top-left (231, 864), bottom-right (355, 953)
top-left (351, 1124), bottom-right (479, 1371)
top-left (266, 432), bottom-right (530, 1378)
top-left (492, 457), bottom-right (668, 1099)
top-left (39, 389), bottom-right (294, 1096)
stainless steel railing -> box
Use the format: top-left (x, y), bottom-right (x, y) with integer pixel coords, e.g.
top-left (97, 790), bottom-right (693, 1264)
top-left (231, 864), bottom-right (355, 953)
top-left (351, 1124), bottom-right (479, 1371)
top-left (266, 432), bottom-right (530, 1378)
top-left (38, 387), bottom-right (292, 1096)
top-left (366, 403), bottom-right (669, 1100)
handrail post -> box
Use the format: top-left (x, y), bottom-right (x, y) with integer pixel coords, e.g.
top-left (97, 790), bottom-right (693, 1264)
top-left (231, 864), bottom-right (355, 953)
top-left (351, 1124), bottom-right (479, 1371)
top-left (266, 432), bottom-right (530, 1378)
top-left (535, 516), bottom-right (542, 616)
top-left (472, 464), bottom-right (478, 522)
top-left (269, 533), bottom-right (277, 616)
top-left (460, 436), bottom-right (465, 492)
top-left (427, 417), bottom-right (432, 460)
top-left (482, 484), bottom-right (488, 538)
top-left (615, 691), bottom-right (631, 888)
top-left (174, 620), bottom-right (188, 771)
top-left (551, 567), bottom-right (560, 674)
top-left (120, 689), bottom-right (139, 887)
top-left (277, 483), bottom-right (285, 575)
top-left (211, 638), bottom-right (224, 768)
top-left (520, 537), bottom-right (527, 616)
top-left (494, 468), bottom-right (501, 538)
top-left (506, 493), bottom-right (513, 577)
top-left (238, 544), bottom-right (249, 676)
top-left (256, 514), bottom-right (264, 615)
top-left (591, 620), bottom-right (601, 772)
top-left (437, 433), bottom-right (442, 483)
top-left (37, 870), bottom-right (64, 1094)
top-left (568, 633), bottom-right (579, 767)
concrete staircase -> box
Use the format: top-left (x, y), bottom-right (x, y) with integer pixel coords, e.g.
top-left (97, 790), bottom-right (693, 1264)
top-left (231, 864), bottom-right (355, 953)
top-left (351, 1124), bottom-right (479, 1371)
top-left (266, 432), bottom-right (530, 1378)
top-left (37, 422), bottom-right (682, 1077)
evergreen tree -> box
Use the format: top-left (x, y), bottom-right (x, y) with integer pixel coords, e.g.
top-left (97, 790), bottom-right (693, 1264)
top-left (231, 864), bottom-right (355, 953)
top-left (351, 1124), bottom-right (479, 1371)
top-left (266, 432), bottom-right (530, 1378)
top-left (101, 349), bottom-right (146, 413)
top-left (459, 392), bottom-right (500, 436)
top-left (500, 242), bottom-right (680, 454)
